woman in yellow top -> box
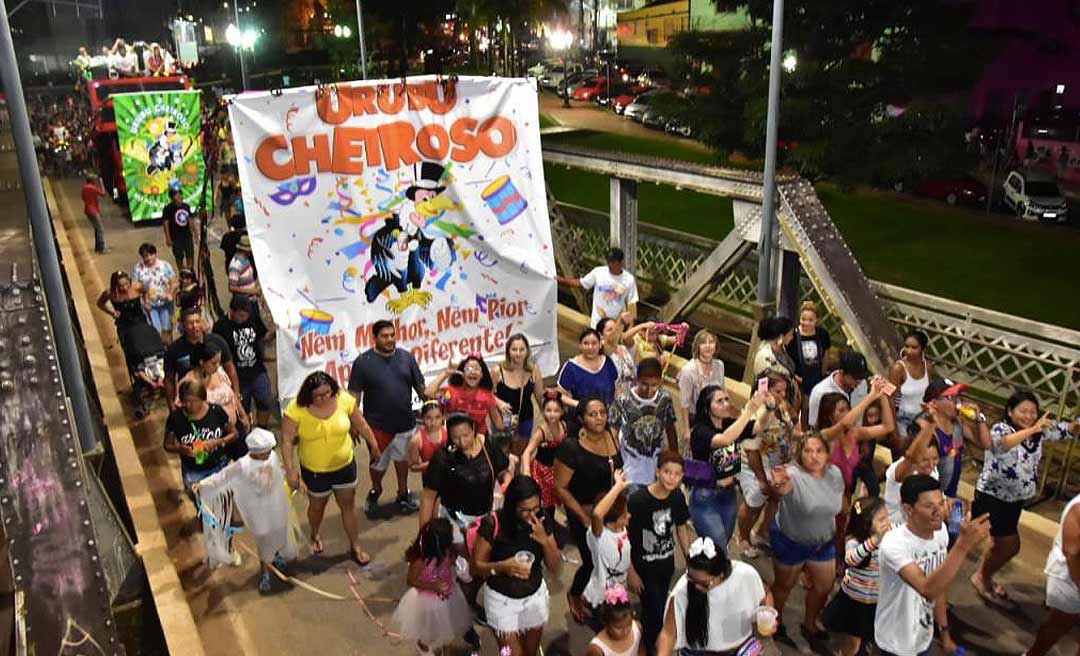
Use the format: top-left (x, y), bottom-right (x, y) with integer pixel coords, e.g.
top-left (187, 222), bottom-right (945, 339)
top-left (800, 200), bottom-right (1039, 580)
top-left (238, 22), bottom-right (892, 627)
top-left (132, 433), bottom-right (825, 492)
top-left (282, 371), bottom-right (380, 566)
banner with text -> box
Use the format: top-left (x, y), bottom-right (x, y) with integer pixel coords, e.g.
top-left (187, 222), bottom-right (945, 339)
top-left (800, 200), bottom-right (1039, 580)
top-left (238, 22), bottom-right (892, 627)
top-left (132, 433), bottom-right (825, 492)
top-left (113, 90), bottom-right (207, 222)
top-left (228, 76), bottom-right (559, 401)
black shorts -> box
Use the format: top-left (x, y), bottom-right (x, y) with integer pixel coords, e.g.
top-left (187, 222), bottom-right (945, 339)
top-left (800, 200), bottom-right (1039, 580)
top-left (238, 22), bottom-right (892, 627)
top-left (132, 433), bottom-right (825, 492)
top-left (171, 238), bottom-right (194, 263)
top-left (822, 589), bottom-right (876, 641)
top-left (972, 489), bottom-right (1023, 537)
top-left (300, 459), bottom-right (357, 498)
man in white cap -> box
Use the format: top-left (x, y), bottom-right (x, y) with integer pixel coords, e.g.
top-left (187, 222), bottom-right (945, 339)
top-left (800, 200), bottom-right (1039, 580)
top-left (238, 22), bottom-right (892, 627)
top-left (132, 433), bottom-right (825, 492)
top-left (194, 428), bottom-right (297, 594)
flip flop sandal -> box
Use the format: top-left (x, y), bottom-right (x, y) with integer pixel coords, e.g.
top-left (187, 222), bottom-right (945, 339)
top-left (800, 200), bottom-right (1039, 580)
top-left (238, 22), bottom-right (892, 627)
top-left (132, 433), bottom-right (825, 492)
top-left (970, 575), bottom-right (1008, 603)
top-left (311, 536), bottom-right (324, 554)
top-left (352, 549), bottom-right (372, 568)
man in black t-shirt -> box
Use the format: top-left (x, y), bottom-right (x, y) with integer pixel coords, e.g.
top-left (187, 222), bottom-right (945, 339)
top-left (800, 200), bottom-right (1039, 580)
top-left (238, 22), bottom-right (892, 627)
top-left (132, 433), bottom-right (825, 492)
top-left (627, 450), bottom-right (691, 656)
top-left (165, 308), bottom-right (239, 409)
top-left (213, 295), bottom-right (271, 426)
top-left (164, 396), bottom-right (236, 493)
top-left (348, 320), bottom-right (426, 518)
top-left (162, 188), bottom-right (195, 269)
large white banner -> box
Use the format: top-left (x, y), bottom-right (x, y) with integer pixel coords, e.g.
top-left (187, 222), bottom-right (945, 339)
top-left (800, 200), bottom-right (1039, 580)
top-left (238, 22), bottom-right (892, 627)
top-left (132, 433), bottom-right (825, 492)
top-left (228, 76), bottom-right (559, 401)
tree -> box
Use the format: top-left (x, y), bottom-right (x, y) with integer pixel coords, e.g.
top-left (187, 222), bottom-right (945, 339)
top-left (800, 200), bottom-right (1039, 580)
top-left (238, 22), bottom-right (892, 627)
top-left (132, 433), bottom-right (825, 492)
top-left (669, 0), bottom-right (988, 185)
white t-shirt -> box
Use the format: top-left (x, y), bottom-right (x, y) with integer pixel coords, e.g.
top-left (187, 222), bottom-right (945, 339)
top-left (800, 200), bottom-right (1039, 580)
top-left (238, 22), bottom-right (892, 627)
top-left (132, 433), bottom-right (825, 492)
top-left (670, 561), bottom-right (765, 651)
top-left (1046, 494), bottom-right (1080, 596)
top-left (807, 372), bottom-right (868, 428)
top-left (580, 266), bottom-right (638, 326)
top-left (583, 526), bottom-right (631, 606)
top-left (884, 458), bottom-right (940, 526)
top-left (875, 524), bottom-right (948, 656)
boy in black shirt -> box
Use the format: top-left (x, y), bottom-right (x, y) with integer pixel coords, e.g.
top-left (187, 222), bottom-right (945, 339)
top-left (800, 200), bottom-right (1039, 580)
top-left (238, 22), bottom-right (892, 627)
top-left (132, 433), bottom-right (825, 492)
top-left (627, 450), bottom-right (691, 656)
top-left (213, 295), bottom-right (272, 427)
top-left (162, 188), bottom-right (195, 269)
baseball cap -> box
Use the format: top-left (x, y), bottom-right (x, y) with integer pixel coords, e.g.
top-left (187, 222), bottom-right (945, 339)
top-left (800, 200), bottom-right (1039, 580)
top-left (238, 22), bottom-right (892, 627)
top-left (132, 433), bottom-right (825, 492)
top-left (924, 378), bottom-right (969, 403)
top-left (838, 349), bottom-right (869, 380)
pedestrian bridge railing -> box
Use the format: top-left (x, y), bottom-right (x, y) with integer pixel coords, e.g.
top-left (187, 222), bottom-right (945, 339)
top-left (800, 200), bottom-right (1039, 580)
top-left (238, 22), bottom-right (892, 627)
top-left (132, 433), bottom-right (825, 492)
top-left (553, 200), bottom-right (1080, 419)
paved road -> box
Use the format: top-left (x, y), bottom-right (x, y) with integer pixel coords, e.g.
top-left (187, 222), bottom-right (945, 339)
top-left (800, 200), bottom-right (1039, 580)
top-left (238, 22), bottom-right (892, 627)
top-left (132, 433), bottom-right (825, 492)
top-left (53, 174), bottom-right (1079, 656)
top-left (539, 93), bottom-right (712, 153)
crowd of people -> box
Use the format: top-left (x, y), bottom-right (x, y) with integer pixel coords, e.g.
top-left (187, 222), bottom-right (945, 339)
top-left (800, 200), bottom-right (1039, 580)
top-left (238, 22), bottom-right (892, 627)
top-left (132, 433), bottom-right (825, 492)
top-left (72, 38), bottom-right (180, 80)
top-left (95, 207), bottom-right (1080, 656)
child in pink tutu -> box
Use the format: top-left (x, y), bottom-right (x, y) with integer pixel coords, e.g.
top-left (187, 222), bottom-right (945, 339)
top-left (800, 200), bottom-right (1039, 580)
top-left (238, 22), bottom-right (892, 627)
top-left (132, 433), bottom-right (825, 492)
top-left (393, 518), bottom-right (473, 656)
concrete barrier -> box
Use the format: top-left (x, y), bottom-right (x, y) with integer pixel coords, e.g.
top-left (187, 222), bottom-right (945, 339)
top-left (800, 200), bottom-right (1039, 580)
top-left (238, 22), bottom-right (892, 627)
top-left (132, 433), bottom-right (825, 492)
top-left (45, 179), bottom-right (207, 656)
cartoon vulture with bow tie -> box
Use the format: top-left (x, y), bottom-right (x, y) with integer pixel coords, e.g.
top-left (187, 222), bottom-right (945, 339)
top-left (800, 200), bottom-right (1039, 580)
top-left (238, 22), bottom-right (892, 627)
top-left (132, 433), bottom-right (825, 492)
top-left (364, 161), bottom-right (457, 312)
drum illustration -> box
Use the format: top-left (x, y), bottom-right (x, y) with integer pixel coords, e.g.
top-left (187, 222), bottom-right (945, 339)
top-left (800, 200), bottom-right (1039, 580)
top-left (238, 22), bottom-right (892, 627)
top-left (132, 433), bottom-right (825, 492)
top-left (480, 175), bottom-right (528, 224)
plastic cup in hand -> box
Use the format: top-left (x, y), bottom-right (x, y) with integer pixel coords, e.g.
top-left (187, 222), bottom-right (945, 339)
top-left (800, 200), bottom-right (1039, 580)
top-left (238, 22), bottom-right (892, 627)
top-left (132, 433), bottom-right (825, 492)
top-left (514, 551), bottom-right (535, 567)
top-left (756, 606), bottom-right (778, 637)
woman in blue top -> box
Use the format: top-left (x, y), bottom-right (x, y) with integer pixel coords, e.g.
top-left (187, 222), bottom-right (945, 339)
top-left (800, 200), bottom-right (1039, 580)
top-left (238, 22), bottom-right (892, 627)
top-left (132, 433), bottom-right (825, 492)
top-left (557, 328), bottom-right (618, 422)
top-left (971, 390), bottom-right (1078, 604)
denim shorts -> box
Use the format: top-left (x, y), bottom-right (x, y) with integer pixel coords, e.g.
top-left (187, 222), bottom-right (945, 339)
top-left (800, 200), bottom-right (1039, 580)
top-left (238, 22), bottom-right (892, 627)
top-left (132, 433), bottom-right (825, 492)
top-left (241, 370), bottom-right (274, 412)
top-left (769, 522), bottom-right (835, 566)
top-left (147, 302), bottom-right (174, 332)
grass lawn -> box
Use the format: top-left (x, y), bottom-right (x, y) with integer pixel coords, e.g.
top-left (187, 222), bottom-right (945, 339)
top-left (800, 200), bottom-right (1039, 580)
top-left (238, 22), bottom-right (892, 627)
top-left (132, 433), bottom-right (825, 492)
top-left (538, 113), bottom-right (559, 129)
top-left (542, 131), bottom-right (1080, 330)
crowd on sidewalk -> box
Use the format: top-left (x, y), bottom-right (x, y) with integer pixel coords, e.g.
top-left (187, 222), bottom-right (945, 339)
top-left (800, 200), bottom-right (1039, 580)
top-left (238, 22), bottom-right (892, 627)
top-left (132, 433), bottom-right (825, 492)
top-left (91, 204), bottom-right (1080, 656)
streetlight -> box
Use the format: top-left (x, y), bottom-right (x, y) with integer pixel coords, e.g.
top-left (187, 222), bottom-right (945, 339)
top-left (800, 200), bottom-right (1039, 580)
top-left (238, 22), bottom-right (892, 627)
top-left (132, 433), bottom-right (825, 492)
top-left (782, 52), bottom-right (797, 73)
top-left (756, 0), bottom-right (785, 308)
top-left (547, 28), bottom-right (573, 108)
top-left (228, 0), bottom-right (252, 90)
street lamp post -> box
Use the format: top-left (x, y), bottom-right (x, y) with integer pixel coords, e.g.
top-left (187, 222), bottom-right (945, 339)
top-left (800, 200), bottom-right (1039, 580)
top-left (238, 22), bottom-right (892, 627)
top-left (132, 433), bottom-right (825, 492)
top-left (549, 29), bottom-right (572, 108)
top-left (756, 0), bottom-right (785, 307)
top-left (355, 0), bottom-right (368, 79)
top-left (232, 0), bottom-right (248, 90)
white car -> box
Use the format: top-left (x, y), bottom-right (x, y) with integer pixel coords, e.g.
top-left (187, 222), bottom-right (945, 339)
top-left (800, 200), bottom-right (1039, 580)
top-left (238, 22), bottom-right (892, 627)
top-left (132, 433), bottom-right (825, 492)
top-left (1002, 170), bottom-right (1069, 223)
top-left (527, 59), bottom-right (559, 78)
top-left (624, 90), bottom-right (671, 122)
top-left (539, 63), bottom-right (584, 90)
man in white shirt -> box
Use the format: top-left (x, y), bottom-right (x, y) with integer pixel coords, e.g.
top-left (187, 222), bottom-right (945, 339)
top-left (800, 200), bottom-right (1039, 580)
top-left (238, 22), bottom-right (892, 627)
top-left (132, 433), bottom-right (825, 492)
top-left (807, 348), bottom-right (869, 428)
top-left (875, 474), bottom-right (990, 656)
top-left (557, 247), bottom-right (638, 327)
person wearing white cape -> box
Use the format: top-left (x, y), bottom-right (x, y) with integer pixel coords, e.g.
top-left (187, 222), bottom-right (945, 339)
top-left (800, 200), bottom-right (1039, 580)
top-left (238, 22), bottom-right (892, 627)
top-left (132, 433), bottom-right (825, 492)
top-left (194, 428), bottom-right (298, 594)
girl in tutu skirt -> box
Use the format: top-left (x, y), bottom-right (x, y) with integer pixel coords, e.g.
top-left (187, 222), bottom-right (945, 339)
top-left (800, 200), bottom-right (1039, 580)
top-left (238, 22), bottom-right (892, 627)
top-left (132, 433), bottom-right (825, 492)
top-left (393, 518), bottom-right (473, 655)
top-left (521, 390), bottom-right (566, 535)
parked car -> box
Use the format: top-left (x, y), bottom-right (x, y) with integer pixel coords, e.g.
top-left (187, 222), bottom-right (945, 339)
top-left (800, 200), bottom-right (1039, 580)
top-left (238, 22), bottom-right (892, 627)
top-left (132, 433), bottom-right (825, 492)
top-left (1002, 169), bottom-right (1069, 222)
top-left (610, 85), bottom-right (650, 114)
top-left (637, 67), bottom-right (671, 88)
top-left (539, 63), bottom-right (584, 90)
top-left (912, 176), bottom-right (988, 206)
top-left (641, 106), bottom-right (669, 129)
top-left (573, 76), bottom-right (609, 101)
top-left (665, 116), bottom-right (693, 138)
top-left (624, 90), bottom-right (672, 122)
top-left (555, 69), bottom-right (598, 97)
top-left (527, 59), bottom-right (559, 78)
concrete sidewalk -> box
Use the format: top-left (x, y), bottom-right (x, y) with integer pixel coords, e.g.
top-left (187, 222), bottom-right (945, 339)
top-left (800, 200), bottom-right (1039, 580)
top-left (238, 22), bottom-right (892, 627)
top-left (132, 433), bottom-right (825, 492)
top-left (51, 173), bottom-right (1079, 656)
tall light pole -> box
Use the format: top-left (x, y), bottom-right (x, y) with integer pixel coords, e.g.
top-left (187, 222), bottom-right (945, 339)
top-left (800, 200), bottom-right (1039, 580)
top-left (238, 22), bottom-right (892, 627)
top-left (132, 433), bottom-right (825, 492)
top-left (756, 0), bottom-right (785, 306)
top-left (232, 0), bottom-right (248, 90)
top-left (355, 0), bottom-right (368, 79)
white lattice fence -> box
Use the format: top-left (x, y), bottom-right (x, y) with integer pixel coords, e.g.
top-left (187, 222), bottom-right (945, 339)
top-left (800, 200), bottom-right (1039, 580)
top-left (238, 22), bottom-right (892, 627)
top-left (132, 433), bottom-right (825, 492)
top-left (555, 208), bottom-right (1080, 417)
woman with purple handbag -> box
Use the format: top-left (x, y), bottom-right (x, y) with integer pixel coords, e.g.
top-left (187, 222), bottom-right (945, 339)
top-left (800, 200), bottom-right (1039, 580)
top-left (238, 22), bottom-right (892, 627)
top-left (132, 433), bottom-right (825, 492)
top-left (686, 386), bottom-right (768, 551)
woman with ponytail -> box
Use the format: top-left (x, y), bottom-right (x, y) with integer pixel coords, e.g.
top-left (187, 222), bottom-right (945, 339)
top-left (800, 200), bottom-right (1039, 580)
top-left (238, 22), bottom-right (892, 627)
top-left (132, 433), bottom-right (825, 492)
top-left (657, 536), bottom-right (772, 656)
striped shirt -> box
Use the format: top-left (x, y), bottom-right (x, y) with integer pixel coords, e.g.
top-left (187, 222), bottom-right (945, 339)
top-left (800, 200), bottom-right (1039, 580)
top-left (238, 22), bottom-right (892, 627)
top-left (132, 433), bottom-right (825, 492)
top-left (840, 536), bottom-right (880, 603)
